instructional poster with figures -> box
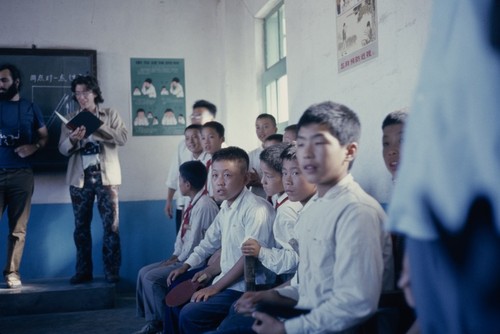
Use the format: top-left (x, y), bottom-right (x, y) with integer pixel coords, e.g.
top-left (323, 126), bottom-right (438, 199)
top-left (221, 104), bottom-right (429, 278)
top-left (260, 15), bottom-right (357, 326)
top-left (130, 58), bottom-right (186, 136)
top-left (336, 0), bottom-right (378, 73)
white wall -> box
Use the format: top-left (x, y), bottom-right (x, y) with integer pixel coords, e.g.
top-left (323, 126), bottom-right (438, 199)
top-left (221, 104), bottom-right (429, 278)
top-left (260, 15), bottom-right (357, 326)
top-left (1, 0), bottom-right (261, 203)
top-left (283, 0), bottom-right (432, 203)
top-left (2, 0), bottom-right (432, 204)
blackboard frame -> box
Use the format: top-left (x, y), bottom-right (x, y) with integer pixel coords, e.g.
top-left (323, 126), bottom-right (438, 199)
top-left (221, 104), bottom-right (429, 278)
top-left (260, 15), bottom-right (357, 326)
top-left (0, 48), bottom-right (97, 171)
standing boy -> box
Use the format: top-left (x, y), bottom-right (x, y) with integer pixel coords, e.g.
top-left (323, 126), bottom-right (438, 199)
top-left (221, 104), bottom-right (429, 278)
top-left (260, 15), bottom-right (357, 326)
top-left (134, 160), bottom-right (219, 334)
top-left (247, 114), bottom-right (278, 198)
top-left (167, 147), bottom-right (275, 333)
top-left (238, 101), bottom-right (393, 333)
top-left (165, 100), bottom-right (217, 230)
top-left (201, 121), bottom-right (225, 197)
top-left (165, 124), bottom-right (209, 224)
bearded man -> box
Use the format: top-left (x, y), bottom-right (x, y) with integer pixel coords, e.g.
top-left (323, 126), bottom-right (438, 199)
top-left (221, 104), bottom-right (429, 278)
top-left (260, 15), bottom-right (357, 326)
top-left (0, 63), bottom-right (48, 288)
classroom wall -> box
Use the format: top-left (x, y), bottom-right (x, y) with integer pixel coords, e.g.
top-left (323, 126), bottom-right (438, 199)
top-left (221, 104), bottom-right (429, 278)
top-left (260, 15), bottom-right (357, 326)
top-left (0, 0), bottom-right (432, 286)
top-left (1, 0), bottom-right (263, 204)
top-left (1, 0), bottom-right (432, 204)
top-left (282, 0), bottom-right (432, 203)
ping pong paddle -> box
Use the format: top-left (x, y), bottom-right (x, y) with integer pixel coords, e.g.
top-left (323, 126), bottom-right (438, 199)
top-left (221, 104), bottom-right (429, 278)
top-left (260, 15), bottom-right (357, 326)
top-left (165, 273), bottom-right (208, 307)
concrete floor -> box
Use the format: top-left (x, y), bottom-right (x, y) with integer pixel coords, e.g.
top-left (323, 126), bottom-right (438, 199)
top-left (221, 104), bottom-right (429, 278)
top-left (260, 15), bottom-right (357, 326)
top-left (0, 293), bottom-right (145, 334)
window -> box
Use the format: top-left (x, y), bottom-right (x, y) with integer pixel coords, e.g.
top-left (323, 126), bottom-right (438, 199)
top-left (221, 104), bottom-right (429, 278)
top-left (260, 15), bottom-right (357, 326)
top-left (263, 2), bottom-right (288, 129)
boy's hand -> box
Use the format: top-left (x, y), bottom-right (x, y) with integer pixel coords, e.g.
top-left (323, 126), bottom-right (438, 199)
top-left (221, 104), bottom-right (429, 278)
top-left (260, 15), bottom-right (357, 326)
top-left (164, 199), bottom-right (173, 218)
top-left (252, 311), bottom-right (285, 334)
top-left (241, 238), bottom-right (261, 257)
top-left (191, 285), bottom-right (219, 302)
top-left (161, 255), bottom-right (178, 267)
top-left (167, 265), bottom-right (188, 286)
top-left (191, 269), bottom-right (213, 284)
top-left (234, 291), bottom-right (265, 314)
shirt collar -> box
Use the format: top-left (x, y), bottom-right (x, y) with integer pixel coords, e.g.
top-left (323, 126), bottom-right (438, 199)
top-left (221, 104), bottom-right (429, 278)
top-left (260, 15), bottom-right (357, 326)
top-left (220, 186), bottom-right (249, 211)
top-left (272, 192), bottom-right (288, 207)
top-left (314, 173), bottom-right (354, 201)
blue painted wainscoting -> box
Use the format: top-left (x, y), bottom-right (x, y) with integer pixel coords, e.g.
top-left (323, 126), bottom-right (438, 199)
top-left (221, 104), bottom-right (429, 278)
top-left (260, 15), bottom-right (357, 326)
top-left (0, 200), bottom-right (177, 292)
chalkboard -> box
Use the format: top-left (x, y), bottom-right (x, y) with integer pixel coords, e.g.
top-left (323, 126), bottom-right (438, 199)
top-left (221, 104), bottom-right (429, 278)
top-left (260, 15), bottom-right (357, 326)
top-left (0, 48), bottom-right (97, 171)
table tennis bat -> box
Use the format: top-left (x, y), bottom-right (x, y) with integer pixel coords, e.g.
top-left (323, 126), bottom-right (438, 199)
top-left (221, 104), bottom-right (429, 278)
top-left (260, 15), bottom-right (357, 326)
top-left (165, 273), bottom-right (208, 307)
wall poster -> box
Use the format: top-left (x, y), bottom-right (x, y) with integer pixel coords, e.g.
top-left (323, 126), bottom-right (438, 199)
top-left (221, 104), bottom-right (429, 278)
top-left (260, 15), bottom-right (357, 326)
top-left (336, 0), bottom-right (378, 73)
top-left (130, 58), bottom-right (186, 136)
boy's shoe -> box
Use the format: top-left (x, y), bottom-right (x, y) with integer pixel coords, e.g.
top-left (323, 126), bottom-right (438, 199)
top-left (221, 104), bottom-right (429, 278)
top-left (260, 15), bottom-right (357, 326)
top-left (5, 275), bottom-right (22, 289)
top-left (70, 274), bottom-right (93, 284)
top-left (132, 321), bottom-right (162, 334)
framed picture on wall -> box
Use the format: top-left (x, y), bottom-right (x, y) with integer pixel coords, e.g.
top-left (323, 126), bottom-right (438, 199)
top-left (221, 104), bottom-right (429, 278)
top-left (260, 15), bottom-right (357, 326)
top-left (0, 48), bottom-right (97, 171)
top-left (336, 0), bottom-right (378, 72)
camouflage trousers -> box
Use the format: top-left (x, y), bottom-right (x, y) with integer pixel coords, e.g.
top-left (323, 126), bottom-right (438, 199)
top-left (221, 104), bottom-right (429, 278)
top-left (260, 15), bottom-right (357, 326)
top-left (69, 171), bottom-right (121, 277)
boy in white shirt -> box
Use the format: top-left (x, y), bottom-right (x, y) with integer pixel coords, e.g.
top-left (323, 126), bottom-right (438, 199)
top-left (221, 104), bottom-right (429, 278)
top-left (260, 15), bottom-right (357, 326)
top-left (247, 114), bottom-right (278, 198)
top-left (201, 121), bottom-right (225, 197)
top-left (134, 161), bottom-right (219, 334)
top-left (242, 143), bottom-right (303, 280)
top-left (236, 101), bottom-right (394, 334)
top-left (166, 147), bottom-right (275, 333)
top-left (213, 143), bottom-right (317, 333)
top-left (165, 125), bottom-right (210, 226)
top-left (165, 99), bottom-right (216, 229)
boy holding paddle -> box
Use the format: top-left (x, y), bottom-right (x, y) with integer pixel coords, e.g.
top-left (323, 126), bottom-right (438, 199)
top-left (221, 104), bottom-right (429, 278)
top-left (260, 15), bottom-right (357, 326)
top-left (134, 160), bottom-right (219, 334)
top-left (166, 147), bottom-right (275, 333)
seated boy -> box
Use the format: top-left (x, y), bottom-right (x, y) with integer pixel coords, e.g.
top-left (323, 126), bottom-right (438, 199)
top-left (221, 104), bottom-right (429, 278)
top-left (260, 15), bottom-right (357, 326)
top-left (263, 134), bottom-right (283, 149)
top-left (381, 109), bottom-right (409, 279)
top-left (242, 143), bottom-right (303, 280)
top-left (382, 110), bottom-right (418, 333)
top-left (283, 124), bottom-right (298, 143)
top-left (212, 143), bottom-right (317, 333)
top-left (248, 114), bottom-right (278, 198)
top-left (201, 121), bottom-right (225, 197)
top-left (134, 160), bottom-right (219, 334)
top-left (166, 147), bottom-right (276, 333)
top-left (382, 109), bottom-right (408, 182)
top-left (235, 101), bottom-right (394, 333)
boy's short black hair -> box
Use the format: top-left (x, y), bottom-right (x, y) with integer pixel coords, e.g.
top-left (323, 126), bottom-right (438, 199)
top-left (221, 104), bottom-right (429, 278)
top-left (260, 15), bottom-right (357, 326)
top-left (193, 99), bottom-right (217, 117)
top-left (71, 75), bottom-right (104, 104)
top-left (185, 124), bottom-right (202, 133)
top-left (212, 146), bottom-right (249, 173)
top-left (284, 124), bottom-right (298, 134)
top-left (202, 121), bottom-right (225, 138)
top-left (179, 160), bottom-right (208, 191)
top-left (297, 101), bottom-right (360, 146)
top-left (280, 143), bottom-right (297, 161)
top-left (382, 109), bottom-right (409, 129)
top-left (256, 113), bottom-right (277, 126)
top-left (265, 133), bottom-right (283, 143)
top-left (260, 142), bottom-right (290, 173)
